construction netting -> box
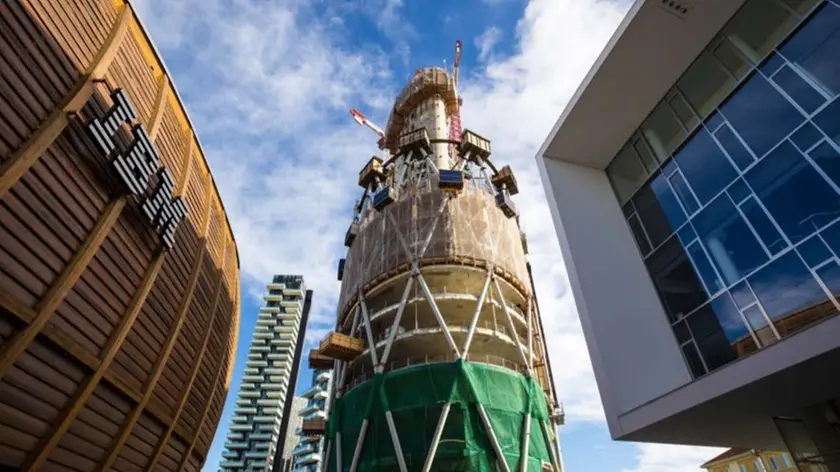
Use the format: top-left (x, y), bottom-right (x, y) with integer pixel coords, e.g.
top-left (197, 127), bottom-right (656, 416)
top-left (338, 186), bottom-right (529, 318)
top-left (325, 360), bottom-right (554, 472)
top-left (385, 67), bottom-right (459, 149)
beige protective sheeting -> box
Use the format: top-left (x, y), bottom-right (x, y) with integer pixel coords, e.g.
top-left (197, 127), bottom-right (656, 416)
top-left (384, 67), bottom-right (458, 149)
top-left (338, 185), bottom-right (529, 317)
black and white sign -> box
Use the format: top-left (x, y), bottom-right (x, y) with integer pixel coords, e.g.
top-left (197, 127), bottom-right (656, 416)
top-left (87, 89), bottom-right (189, 249)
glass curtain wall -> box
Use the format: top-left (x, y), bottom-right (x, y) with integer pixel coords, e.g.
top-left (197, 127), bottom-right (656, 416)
top-left (608, 0), bottom-right (840, 378)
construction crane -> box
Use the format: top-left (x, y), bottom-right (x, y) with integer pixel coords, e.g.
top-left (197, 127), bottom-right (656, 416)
top-left (350, 108), bottom-right (386, 149)
top-left (448, 40), bottom-right (463, 159)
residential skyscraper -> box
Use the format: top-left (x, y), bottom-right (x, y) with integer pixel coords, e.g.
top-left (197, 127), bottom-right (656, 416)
top-left (221, 276), bottom-right (313, 471)
top-left (537, 0), bottom-right (840, 469)
top-left (290, 366), bottom-right (333, 472)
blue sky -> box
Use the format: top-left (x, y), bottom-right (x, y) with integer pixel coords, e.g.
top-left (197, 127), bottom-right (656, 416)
top-left (131, 0), bottom-right (726, 470)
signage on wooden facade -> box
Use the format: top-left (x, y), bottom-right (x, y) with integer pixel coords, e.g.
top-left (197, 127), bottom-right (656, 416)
top-left (87, 89), bottom-right (189, 249)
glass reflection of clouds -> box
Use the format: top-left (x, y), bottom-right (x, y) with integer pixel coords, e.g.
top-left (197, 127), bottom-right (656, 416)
top-left (613, 0), bottom-right (840, 378)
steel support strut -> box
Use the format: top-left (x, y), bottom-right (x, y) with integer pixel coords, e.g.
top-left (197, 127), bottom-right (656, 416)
top-left (477, 404), bottom-right (512, 472)
top-left (349, 418), bottom-right (369, 472)
top-left (380, 277), bottom-right (415, 370)
top-left (421, 403), bottom-right (452, 472)
top-left (462, 269), bottom-right (493, 357)
top-left (386, 411), bottom-right (409, 472)
top-left (418, 273), bottom-right (460, 357)
top-left (492, 277), bottom-right (530, 372)
top-left (520, 412), bottom-right (532, 472)
top-left (358, 292), bottom-right (380, 366)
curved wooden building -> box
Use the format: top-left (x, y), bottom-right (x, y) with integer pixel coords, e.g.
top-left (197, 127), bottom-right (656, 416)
top-left (0, 1), bottom-right (240, 470)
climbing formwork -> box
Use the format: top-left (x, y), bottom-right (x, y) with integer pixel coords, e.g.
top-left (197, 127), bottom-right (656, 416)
top-left (319, 65), bottom-right (564, 472)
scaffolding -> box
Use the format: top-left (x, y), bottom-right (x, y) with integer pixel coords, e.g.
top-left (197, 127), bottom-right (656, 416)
top-left (320, 65), bottom-right (563, 472)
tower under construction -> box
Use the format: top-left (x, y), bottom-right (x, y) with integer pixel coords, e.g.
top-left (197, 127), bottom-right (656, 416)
top-left (313, 45), bottom-right (565, 472)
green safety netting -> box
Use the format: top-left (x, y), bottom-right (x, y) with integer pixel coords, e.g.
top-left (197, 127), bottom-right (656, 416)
top-left (326, 360), bottom-right (554, 472)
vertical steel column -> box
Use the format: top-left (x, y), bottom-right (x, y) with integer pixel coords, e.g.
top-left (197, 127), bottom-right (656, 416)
top-left (519, 413), bottom-right (531, 472)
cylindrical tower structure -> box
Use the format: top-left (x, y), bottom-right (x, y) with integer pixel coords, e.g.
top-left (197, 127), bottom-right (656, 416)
top-left (316, 67), bottom-right (564, 471)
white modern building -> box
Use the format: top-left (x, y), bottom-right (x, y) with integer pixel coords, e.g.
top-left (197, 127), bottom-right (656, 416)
top-left (221, 276), bottom-right (309, 471)
top-left (537, 0), bottom-right (840, 470)
top-left (289, 368), bottom-right (332, 472)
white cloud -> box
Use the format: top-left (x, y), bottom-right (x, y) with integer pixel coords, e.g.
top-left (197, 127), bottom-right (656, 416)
top-left (622, 443), bottom-right (727, 472)
top-left (475, 26), bottom-right (503, 62)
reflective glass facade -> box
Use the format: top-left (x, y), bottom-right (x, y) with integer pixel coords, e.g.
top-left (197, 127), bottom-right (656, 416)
top-left (609, 0), bottom-right (840, 378)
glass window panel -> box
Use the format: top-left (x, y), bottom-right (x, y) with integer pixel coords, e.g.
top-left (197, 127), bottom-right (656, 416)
top-left (633, 137), bottom-right (659, 172)
top-left (780, 2), bottom-right (840, 96)
top-left (819, 220), bottom-right (840, 256)
top-left (798, 235), bottom-right (832, 268)
top-left (716, 123), bottom-right (755, 170)
top-left (673, 320), bottom-right (691, 344)
top-left (693, 194), bottom-right (769, 285)
top-left (746, 140), bottom-right (840, 244)
top-left (728, 177), bottom-right (751, 204)
top-left (706, 111), bottom-right (724, 132)
top-left (809, 141), bottom-right (840, 189)
top-left (688, 242), bottom-right (725, 295)
top-left (713, 37), bottom-right (751, 79)
top-left (678, 223), bottom-right (698, 246)
top-left (686, 294), bottom-right (744, 371)
top-left (641, 101), bottom-right (686, 162)
top-left (681, 343), bottom-right (706, 378)
top-left (813, 99), bottom-right (840, 146)
top-left (669, 171), bottom-right (699, 214)
top-left (633, 173), bottom-right (687, 248)
top-left (780, 0), bottom-right (821, 15)
top-left (721, 73), bottom-right (805, 158)
top-left (760, 52), bottom-right (786, 76)
top-left (773, 65), bottom-right (827, 113)
top-left (622, 201), bottom-right (635, 218)
top-left (677, 51), bottom-right (737, 119)
top-left (663, 158), bottom-right (678, 177)
top-left (730, 281), bottom-right (756, 309)
top-left (791, 121), bottom-right (823, 151)
top-left (748, 251), bottom-right (833, 338)
top-left (607, 144), bottom-right (649, 203)
top-left (743, 304), bottom-right (777, 349)
top-left (628, 214), bottom-right (652, 255)
top-left (645, 237), bottom-right (709, 322)
top-left (669, 93), bottom-right (699, 130)
top-left (674, 128), bottom-right (738, 205)
top-left (724, 0), bottom-right (799, 64)
top-left (741, 196), bottom-right (788, 254)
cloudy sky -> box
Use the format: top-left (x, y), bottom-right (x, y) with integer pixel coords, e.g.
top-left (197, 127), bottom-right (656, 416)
top-left (131, 0), bottom-right (725, 470)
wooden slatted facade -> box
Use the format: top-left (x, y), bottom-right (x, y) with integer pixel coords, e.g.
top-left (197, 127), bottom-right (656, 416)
top-left (0, 1), bottom-right (241, 470)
